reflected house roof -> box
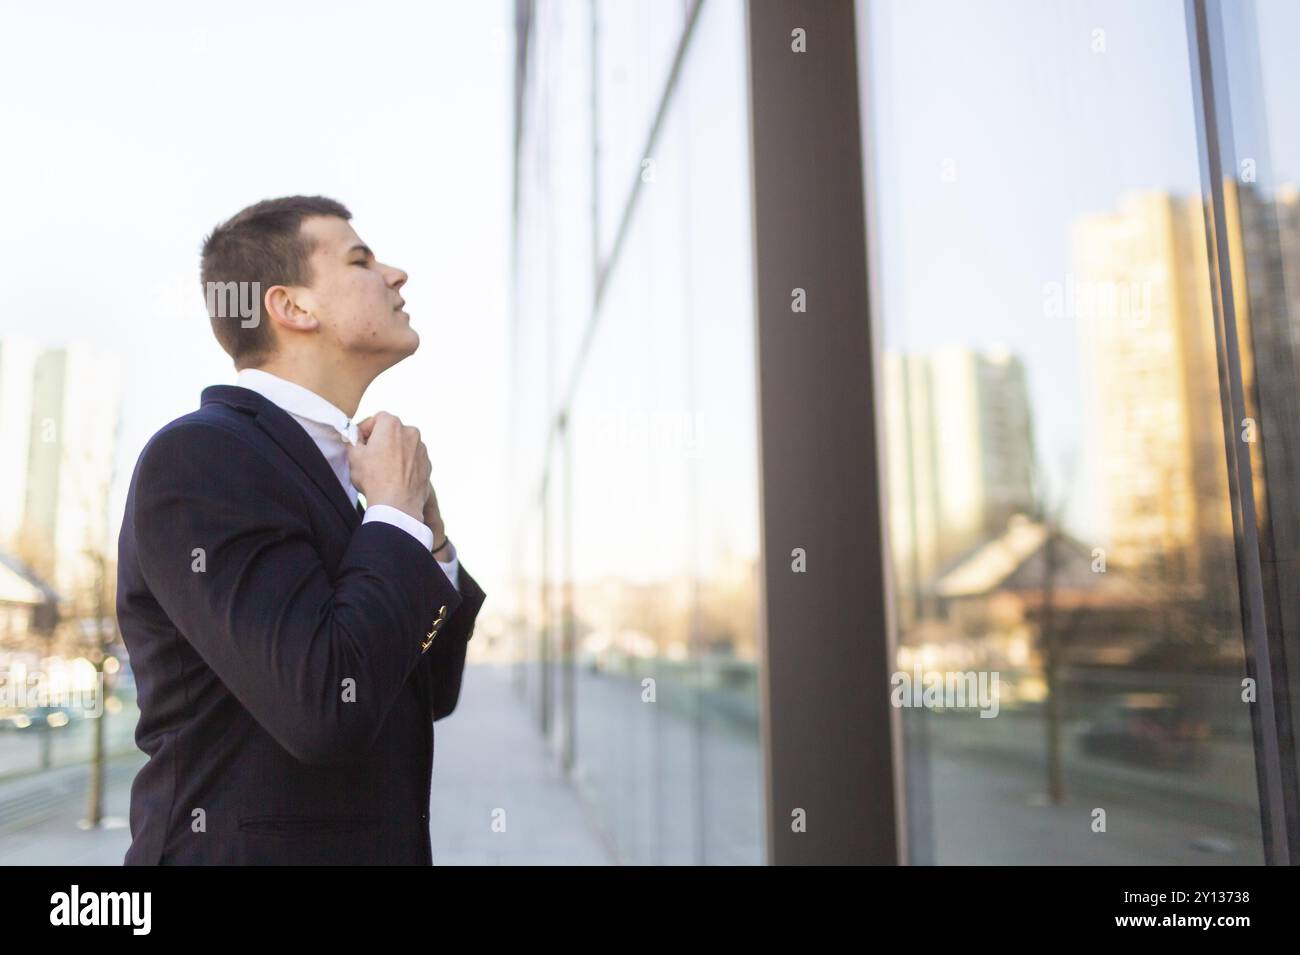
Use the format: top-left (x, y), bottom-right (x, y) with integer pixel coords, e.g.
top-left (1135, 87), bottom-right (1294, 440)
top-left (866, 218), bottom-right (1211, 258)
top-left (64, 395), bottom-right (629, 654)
top-left (932, 514), bottom-right (1149, 610)
top-left (0, 552), bottom-right (61, 607)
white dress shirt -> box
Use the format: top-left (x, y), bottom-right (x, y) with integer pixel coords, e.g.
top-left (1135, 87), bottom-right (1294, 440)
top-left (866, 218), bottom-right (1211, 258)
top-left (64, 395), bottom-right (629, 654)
top-left (235, 368), bottom-right (460, 591)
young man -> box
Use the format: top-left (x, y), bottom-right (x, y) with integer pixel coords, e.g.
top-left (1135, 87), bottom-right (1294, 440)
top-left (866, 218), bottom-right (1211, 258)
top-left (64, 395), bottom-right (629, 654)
top-left (116, 196), bottom-right (486, 864)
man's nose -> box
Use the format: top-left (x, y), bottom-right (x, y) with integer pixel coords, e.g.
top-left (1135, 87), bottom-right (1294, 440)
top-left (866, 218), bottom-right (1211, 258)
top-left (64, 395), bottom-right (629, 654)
top-left (385, 265), bottom-right (408, 290)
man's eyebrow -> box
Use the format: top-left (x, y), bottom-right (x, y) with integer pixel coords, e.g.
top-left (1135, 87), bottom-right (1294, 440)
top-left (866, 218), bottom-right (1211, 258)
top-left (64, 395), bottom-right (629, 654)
top-left (347, 244), bottom-right (374, 259)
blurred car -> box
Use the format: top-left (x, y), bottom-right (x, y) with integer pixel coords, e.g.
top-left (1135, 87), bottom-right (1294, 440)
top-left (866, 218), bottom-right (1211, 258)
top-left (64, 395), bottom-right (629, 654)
top-left (0, 705), bottom-right (78, 732)
top-left (1079, 692), bottom-right (1210, 771)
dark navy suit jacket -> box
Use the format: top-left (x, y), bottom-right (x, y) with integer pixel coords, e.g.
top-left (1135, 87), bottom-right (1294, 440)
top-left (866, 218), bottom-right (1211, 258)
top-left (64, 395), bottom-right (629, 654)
top-left (116, 384), bottom-right (486, 864)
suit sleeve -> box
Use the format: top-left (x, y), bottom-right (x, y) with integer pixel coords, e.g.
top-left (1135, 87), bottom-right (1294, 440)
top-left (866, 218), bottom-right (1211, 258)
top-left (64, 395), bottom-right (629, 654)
top-left (132, 420), bottom-right (463, 766)
top-left (423, 562), bottom-right (486, 721)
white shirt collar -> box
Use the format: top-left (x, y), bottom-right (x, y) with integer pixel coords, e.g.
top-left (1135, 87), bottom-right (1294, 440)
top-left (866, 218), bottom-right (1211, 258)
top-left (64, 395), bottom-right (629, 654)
top-left (235, 368), bottom-right (359, 445)
top-left (232, 367), bottom-right (459, 574)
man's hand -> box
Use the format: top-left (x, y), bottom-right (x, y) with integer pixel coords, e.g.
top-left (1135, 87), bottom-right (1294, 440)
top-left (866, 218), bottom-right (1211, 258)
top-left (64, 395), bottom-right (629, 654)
top-left (346, 412), bottom-right (431, 522)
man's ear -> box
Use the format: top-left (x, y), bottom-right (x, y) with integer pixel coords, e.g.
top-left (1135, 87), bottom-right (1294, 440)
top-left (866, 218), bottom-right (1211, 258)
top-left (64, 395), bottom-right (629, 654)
top-left (263, 284), bottom-right (320, 333)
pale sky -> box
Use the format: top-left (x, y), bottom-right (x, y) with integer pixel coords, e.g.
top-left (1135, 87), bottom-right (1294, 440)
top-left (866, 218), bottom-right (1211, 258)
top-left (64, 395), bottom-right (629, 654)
top-left (864, 0), bottom-right (1300, 541)
top-left (0, 0), bottom-right (514, 596)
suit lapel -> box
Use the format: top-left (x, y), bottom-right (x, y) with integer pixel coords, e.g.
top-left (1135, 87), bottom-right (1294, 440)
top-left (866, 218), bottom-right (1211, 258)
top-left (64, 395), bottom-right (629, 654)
top-left (201, 385), bottom-right (361, 533)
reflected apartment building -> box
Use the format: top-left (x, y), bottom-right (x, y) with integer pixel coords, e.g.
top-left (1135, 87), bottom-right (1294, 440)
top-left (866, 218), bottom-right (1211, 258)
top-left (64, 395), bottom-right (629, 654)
top-left (512, 0), bottom-right (1300, 864)
top-left (882, 184), bottom-right (1268, 863)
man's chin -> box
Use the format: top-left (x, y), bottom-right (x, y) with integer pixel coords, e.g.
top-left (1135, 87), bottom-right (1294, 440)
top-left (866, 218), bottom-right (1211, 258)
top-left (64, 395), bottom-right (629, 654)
top-left (367, 333), bottom-right (421, 373)
top-left (390, 326), bottom-right (420, 357)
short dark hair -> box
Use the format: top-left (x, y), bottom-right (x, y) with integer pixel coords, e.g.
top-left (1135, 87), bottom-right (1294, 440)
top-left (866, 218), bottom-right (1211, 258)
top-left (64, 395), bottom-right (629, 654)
top-left (199, 195), bottom-right (351, 368)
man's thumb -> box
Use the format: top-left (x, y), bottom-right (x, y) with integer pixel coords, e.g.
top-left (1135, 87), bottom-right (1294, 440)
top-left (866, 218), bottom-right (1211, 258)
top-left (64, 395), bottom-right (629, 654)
top-left (355, 415), bottom-right (378, 442)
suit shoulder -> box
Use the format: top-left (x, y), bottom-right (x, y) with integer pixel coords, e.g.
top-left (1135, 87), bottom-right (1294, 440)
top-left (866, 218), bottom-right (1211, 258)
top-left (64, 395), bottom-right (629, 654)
top-left (145, 400), bottom-right (255, 450)
top-left (133, 403), bottom-right (265, 480)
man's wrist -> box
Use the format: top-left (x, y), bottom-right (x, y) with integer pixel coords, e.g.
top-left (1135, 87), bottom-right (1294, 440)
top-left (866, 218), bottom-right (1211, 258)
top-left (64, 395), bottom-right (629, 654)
top-left (368, 494), bottom-right (425, 523)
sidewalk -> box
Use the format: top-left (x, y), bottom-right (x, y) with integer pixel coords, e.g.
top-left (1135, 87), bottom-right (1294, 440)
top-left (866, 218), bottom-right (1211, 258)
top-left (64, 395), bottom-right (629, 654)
top-left (0, 753), bottom-right (142, 865)
top-left (0, 664), bottom-right (614, 866)
top-left (430, 663), bottom-right (615, 864)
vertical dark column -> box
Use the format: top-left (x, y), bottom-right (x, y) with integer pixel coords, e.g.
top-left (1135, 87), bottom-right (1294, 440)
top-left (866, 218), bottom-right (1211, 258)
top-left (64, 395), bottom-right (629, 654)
top-left (746, 0), bottom-right (898, 864)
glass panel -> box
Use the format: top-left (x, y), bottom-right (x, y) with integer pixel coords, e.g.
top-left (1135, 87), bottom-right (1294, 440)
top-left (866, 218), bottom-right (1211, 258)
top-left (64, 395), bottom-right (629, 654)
top-left (678, 0), bottom-right (763, 865)
top-left (860, 0), bottom-right (1264, 863)
top-left (1212, 0), bottom-right (1300, 794)
top-left (594, 0), bottom-right (692, 261)
top-left (566, 0), bottom-right (762, 864)
top-left (523, 0), bottom-right (595, 401)
top-left (544, 435), bottom-right (571, 765)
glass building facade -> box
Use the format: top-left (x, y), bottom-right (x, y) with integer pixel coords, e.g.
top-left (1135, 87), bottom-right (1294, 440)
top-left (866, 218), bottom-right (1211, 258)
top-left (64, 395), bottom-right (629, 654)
top-left (512, 0), bottom-right (1300, 864)
top-left (511, 0), bottom-right (763, 864)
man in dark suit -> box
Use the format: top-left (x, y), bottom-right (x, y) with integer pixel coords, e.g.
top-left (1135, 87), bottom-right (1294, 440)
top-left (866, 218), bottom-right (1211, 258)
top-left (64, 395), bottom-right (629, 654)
top-left (116, 195), bottom-right (485, 864)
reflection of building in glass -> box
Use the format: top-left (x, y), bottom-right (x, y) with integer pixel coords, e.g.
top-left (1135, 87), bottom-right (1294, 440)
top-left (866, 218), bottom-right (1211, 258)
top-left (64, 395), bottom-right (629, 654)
top-left (568, 555), bottom-right (759, 668)
top-left (1234, 180), bottom-right (1300, 563)
top-left (859, 0), bottom-right (1287, 866)
top-left (1235, 180), bottom-right (1300, 367)
top-left (1228, 180), bottom-right (1300, 762)
top-left (1072, 191), bottom-right (1233, 587)
top-left (884, 347), bottom-right (1036, 625)
top-left (932, 514), bottom-right (1161, 678)
top-left (0, 340), bottom-right (121, 595)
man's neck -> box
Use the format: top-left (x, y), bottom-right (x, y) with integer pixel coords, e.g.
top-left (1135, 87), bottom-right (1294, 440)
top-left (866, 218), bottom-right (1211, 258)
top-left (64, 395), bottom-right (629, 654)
top-left (241, 358), bottom-right (373, 419)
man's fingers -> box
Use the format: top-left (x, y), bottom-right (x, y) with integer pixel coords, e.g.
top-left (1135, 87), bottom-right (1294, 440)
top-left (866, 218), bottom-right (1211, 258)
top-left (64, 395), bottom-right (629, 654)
top-left (356, 413), bottom-right (395, 442)
top-left (360, 412), bottom-right (403, 444)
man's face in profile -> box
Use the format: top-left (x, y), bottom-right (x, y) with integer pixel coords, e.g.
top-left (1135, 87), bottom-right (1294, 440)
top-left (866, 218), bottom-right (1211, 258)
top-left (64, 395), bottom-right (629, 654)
top-left (296, 214), bottom-right (417, 368)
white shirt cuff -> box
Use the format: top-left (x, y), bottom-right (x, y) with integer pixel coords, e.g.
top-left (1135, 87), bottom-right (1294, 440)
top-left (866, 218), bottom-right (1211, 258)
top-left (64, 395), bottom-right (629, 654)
top-left (435, 538), bottom-right (460, 591)
top-left (363, 504), bottom-right (434, 549)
